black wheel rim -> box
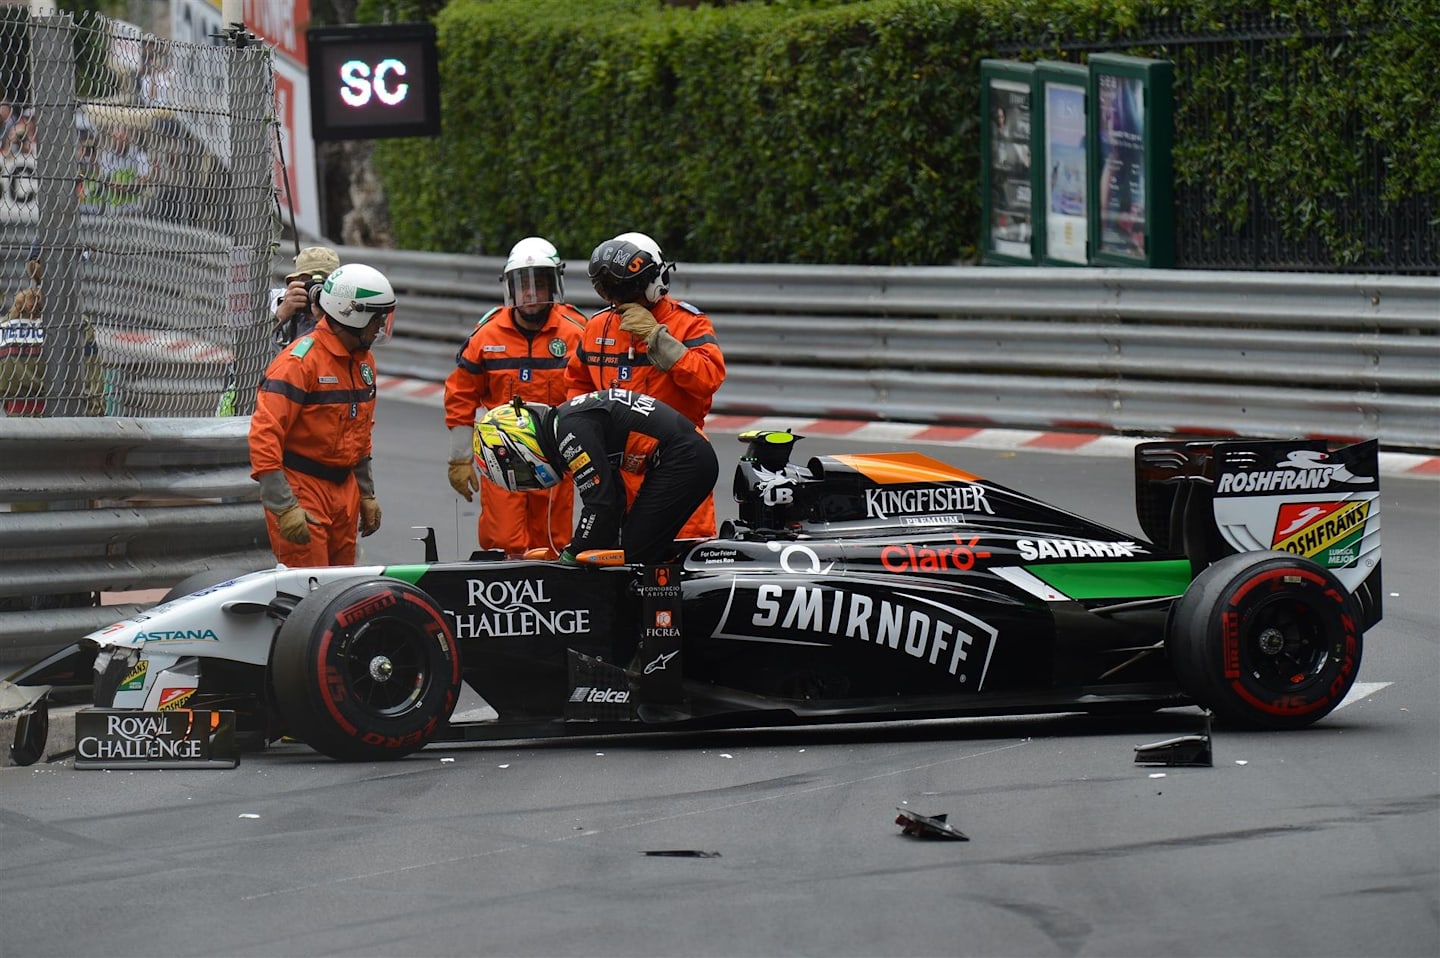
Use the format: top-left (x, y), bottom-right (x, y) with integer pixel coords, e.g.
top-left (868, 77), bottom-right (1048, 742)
top-left (339, 617), bottom-right (430, 717)
top-left (1239, 595), bottom-right (1332, 693)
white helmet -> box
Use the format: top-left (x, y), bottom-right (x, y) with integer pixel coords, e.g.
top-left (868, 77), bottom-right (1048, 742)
top-left (613, 231), bottom-right (673, 302)
top-left (502, 236), bottom-right (564, 314)
top-left (319, 263), bottom-right (397, 345)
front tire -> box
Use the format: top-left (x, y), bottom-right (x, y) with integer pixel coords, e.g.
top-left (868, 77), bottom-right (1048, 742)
top-left (270, 577), bottom-right (461, 760)
top-left (1167, 551), bottom-right (1363, 730)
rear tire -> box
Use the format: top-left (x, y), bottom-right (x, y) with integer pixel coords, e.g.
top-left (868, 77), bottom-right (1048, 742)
top-left (1167, 551), bottom-right (1362, 730)
top-left (270, 577), bottom-right (461, 761)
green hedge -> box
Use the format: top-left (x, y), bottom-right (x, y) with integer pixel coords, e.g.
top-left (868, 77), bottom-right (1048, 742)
top-left (371, 0), bottom-right (1437, 269)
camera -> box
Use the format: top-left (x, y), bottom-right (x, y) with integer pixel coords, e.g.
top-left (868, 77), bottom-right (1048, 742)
top-left (302, 272), bottom-right (326, 304)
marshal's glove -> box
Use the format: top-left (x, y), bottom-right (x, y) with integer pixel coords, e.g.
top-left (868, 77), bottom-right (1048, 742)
top-left (259, 470), bottom-right (315, 544)
top-left (359, 496), bottom-right (382, 537)
top-left (447, 424), bottom-right (481, 504)
top-left (274, 504), bottom-right (314, 544)
top-left (448, 460), bottom-right (479, 501)
top-left (617, 302), bottom-right (659, 342)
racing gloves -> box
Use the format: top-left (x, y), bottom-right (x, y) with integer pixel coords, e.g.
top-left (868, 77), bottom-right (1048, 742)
top-left (359, 497), bottom-right (382, 537)
top-left (617, 302), bottom-right (687, 372)
top-left (447, 425), bottom-right (480, 503)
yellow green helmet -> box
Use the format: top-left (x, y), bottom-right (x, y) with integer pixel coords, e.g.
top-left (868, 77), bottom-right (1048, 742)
top-left (473, 401), bottom-right (560, 491)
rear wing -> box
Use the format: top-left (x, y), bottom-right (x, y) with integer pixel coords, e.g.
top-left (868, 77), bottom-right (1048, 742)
top-left (1135, 438), bottom-right (1381, 629)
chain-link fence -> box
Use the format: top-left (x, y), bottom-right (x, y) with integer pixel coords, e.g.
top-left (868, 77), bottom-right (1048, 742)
top-left (0, 6), bottom-right (277, 419)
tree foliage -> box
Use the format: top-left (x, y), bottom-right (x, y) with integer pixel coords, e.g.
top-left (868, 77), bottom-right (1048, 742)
top-left (370, 0), bottom-right (1436, 269)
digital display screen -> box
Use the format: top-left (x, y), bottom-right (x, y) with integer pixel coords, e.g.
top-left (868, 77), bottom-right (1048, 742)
top-left (306, 24), bottom-right (440, 141)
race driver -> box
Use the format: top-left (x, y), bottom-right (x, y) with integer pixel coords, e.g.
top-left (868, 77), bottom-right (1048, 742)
top-left (444, 237), bottom-right (587, 558)
top-left (566, 232), bottom-right (725, 539)
top-left (471, 388), bottom-right (719, 565)
top-left (249, 263), bottom-right (396, 567)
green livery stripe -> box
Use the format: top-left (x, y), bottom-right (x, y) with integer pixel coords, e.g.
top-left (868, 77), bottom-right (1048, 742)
top-left (382, 565), bottom-right (429, 585)
top-left (1028, 559), bottom-right (1192, 599)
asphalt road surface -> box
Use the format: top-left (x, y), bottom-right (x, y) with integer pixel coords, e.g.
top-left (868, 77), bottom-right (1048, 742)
top-left (2, 397), bottom-right (1436, 957)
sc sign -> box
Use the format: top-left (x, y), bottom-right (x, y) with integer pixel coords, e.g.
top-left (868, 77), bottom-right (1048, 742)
top-left (307, 23), bottom-right (440, 141)
top-left (340, 59), bottom-right (410, 108)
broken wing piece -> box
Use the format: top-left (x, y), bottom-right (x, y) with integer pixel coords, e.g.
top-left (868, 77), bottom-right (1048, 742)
top-left (895, 807), bottom-right (970, 841)
top-left (1134, 713), bottom-right (1214, 767)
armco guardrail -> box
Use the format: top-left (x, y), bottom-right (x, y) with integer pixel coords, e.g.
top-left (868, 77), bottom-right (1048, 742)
top-left (304, 248), bottom-right (1440, 450)
top-left (0, 417), bottom-right (271, 665)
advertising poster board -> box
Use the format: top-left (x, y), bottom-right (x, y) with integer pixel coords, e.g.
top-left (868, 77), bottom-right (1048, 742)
top-left (979, 60), bottom-right (1039, 265)
top-left (1033, 61), bottom-right (1089, 265)
top-left (1087, 53), bottom-right (1173, 267)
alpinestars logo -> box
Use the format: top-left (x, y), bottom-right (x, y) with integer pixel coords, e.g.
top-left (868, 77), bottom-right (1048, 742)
top-left (644, 651), bottom-right (678, 674)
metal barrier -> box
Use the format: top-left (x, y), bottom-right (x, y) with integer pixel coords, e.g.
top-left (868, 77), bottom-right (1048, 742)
top-left (0, 417), bottom-right (270, 664)
top-left (2, 254), bottom-right (1429, 666)
top-left (301, 248), bottom-right (1440, 449)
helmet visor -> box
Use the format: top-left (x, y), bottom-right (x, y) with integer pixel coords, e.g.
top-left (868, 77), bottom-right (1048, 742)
top-left (350, 302), bottom-right (396, 345)
top-left (506, 267), bottom-right (559, 311)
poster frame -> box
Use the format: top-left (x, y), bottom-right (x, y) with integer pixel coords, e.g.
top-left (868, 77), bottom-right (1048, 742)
top-left (1032, 61), bottom-right (1090, 266)
top-left (979, 59), bottom-right (1040, 265)
top-left (1086, 53), bottom-right (1174, 268)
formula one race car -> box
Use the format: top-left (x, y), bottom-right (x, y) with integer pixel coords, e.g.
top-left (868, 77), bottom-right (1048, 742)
top-left (3, 431), bottom-right (1381, 764)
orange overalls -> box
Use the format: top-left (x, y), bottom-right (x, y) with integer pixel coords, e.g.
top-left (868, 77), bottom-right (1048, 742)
top-left (249, 322), bottom-right (376, 567)
top-left (444, 304), bottom-right (588, 556)
top-left (565, 296), bottom-right (726, 539)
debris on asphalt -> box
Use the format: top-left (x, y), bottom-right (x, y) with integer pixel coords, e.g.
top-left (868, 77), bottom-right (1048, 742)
top-left (1133, 712), bottom-right (1213, 767)
top-left (895, 807), bottom-right (969, 841)
top-left (642, 850), bottom-right (722, 858)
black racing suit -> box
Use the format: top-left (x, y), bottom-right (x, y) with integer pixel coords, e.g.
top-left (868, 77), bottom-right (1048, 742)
top-left (537, 388), bottom-right (719, 564)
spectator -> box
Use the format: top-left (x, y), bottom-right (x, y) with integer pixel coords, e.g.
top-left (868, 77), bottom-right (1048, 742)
top-left (3, 110), bottom-right (36, 160)
top-left (248, 264), bottom-right (396, 567)
top-left (567, 232), bottom-right (725, 539)
top-left (472, 389), bottom-right (719, 565)
top-left (443, 236), bottom-right (587, 558)
top-left (0, 253), bottom-right (106, 417)
top-left (97, 127), bottom-right (151, 208)
top-left (75, 131), bottom-right (105, 215)
top-left (0, 102), bottom-right (16, 146)
top-left (136, 38), bottom-right (176, 108)
top-left (0, 286), bottom-right (45, 416)
top-left (271, 246), bottom-right (340, 348)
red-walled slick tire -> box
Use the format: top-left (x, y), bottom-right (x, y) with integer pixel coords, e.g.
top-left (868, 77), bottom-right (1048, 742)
top-left (271, 577), bottom-right (461, 761)
top-left (1166, 551), bottom-right (1363, 730)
